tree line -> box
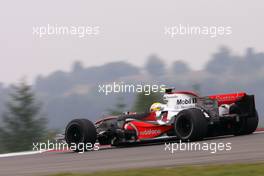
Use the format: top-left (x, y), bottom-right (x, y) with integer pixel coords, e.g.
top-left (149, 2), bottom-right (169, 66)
top-left (0, 80), bottom-right (162, 153)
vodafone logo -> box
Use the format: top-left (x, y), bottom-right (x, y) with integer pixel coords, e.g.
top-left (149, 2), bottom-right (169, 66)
top-left (140, 129), bottom-right (161, 136)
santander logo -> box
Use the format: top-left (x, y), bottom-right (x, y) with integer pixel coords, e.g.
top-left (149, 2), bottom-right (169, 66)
top-left (140, 129), bottom-right (161, 136)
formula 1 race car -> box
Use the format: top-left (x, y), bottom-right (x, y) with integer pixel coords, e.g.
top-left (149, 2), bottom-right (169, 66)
top-left (65, 88), bottom-right (258, 150)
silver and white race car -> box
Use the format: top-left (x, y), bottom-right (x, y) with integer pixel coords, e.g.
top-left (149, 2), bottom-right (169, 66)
top-left (64, 88), bottom-right (259, 150)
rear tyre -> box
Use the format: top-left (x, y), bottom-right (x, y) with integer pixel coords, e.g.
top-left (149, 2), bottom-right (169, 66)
top-left (174, 108), bottom-right (208, 141)
top-left (65, 119), bottom-right (97, 152)
top-left (231, 105), bottom-right (259, 135)
top-left (245, 111), bottom-right (259, 134)
top-left (235, 112), bottom-right (259, 135)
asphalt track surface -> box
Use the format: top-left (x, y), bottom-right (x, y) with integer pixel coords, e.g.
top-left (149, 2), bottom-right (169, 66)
top-left (0, 132), bottom-right (264, 176)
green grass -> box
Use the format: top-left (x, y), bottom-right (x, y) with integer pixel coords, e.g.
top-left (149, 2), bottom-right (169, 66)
top-left (49, 163), bottom-right (264, 176)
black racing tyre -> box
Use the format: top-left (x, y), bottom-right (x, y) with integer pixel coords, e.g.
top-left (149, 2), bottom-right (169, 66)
top-left (231, 105), bottom-right (245, 135)
top-left (231, 105), bottom-right (259, 135)
top-left (234, 111), bottom-right (259, 135)
top-left (65, 119), bottom-right (97, 152)
top-left (174, 108), bottom-right (208, 141)
top-left (245, 111), bottom-right (259, 134)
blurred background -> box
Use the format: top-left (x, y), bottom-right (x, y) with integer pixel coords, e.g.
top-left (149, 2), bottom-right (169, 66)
top-left (0, 0), bottom-right (263, 153)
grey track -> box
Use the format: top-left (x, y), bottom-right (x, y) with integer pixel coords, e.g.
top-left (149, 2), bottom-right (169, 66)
top-left (0, 132), bottom-right (264, 176)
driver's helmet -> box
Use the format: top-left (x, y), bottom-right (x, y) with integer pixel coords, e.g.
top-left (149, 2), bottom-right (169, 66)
top-left (150, 102), bottom-right (163, 112)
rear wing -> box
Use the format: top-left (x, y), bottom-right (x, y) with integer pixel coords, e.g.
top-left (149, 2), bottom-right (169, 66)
top-left (209, 92), bottom-right (246, 106)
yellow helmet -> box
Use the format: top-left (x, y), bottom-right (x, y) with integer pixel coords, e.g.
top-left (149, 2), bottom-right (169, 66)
top-left (150, 102), bottom-right (162, 112)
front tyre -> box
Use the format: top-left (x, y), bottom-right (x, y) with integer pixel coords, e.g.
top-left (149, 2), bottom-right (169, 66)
top-left (65, 119), bottom-right (97, 152)
top-left (174, 108), bottom-right (208, 141)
